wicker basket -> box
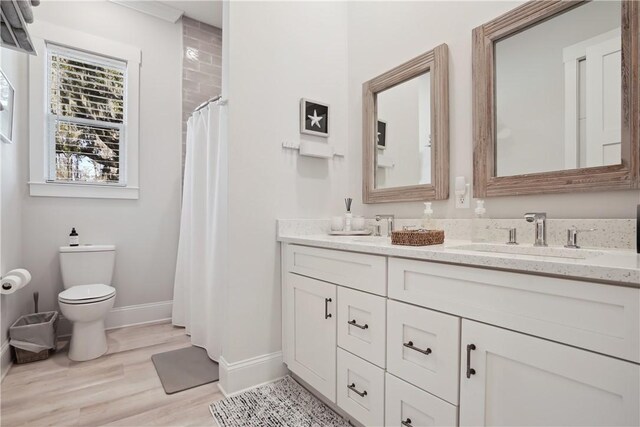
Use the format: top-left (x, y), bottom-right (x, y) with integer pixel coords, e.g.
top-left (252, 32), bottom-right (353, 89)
top-left (9, 311), bottom-right (58, 364)
top-left (391, 229), bottom-right (445, 246)
top-left (13, 347), bottom-right (51, 364)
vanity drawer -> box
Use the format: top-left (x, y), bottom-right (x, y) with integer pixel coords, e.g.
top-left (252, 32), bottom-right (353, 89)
top-left (385, 373), bottom-right (458, 427)
top-left (387, 300), bottom-right (460, 405)
top-left (337, 287), bottom-right (386, 368)
top-left (337, 348), bottom-right (385, 427)
top-left (286, 244), bottom-right (386, 296)
top-left (388, 257), bottom-right (640, 363)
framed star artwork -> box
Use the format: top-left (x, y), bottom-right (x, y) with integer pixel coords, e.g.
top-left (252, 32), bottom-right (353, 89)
top-left (377, 120), bottom-right (387, 150)
top-left (0, 69), bottom-right (15, 144)
top-left (300, 98), bottom-right (329, 138)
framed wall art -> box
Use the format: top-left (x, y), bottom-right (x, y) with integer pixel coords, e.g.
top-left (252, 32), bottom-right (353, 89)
top-left (300, 98), bottom-right (329, 138)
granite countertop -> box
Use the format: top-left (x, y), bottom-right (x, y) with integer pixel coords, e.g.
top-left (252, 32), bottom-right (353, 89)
top-left (277, 233), bottom-right (640, 287)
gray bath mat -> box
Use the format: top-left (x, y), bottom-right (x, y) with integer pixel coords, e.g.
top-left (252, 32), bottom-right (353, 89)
top-left (209, 376), bottom-right (350, 427)
top-left (151, 346), bottom-right (219, 394)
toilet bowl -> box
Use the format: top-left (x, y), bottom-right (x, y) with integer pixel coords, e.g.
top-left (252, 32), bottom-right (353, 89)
top-left (58, 284), bottom-right (116, 361)
top-left (58, 245), bottom-right (116, 362)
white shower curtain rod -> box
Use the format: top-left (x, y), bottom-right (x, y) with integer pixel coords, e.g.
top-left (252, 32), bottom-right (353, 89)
top-left (193, 95), bottom-right (227, 113)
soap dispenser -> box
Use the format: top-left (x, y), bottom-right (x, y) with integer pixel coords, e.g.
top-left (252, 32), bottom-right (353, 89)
top-left (69, 228), bottom-right (79, 247)
top-left (421, 202), bottom-right (434, 230)
top-left (471, 200), bottom-right (488, 242)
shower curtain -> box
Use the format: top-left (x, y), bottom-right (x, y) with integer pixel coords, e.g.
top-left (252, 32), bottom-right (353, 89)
top-left (172, 102), bottom-right (227, 362)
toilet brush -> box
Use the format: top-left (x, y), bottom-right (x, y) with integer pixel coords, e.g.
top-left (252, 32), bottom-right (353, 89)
top-left (33, 291), bottom-right (39, 313)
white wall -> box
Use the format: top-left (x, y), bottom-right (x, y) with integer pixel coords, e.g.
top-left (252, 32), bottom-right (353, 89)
top-left (223, 0), bottom-right (348, 375)
top-left (7, 1), bottom-right (183, 325)
top-left (1, 48), bottom-right (32, 377)
top-left (347, 1), bottom-right (640, 219)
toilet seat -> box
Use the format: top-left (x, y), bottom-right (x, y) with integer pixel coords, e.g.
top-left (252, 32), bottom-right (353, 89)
top-left (58, 284), bottom-right (116, 305)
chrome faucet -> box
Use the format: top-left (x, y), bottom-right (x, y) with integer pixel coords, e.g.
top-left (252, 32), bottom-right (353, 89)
top-left (375, 214), bottom-right (395, 236)
top-left (524, 212), bottom-right (547, 247)
top-left (565, 227), bottom-right (596, 249)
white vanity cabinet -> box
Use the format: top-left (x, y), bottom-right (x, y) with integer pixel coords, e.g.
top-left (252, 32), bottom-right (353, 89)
top-left (283, 244), bottom-right (387, 406)
top-left (388, 257), bottom-right (640, 364)
top-left (281, 243), bottom-right (640, 427)
top-left (460, 320), bottom-right (640, 426)
top-left (285, 273), bottom-right (337, 401)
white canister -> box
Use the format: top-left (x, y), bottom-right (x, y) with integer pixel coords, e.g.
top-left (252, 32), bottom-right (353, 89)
top-left (352, 216), bottom-right (365, 231)
top-left (331, 216), bottom-right (345, 231)
top-left (344, 212), bottom-right (353, 232)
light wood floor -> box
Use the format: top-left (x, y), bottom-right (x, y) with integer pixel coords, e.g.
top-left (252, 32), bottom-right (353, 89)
top-left (0, 322), bottom-right (223, 426)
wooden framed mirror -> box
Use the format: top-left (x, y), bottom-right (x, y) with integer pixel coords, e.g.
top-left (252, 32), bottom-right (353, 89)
top-left (363, 44), bottom-right (449, 203)
top-left (473, 0), bottom-right (639, 197)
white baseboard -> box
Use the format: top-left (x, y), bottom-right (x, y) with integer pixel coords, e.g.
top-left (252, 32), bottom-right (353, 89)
top-left (1, 340), bottom-right (12, 382)
top-left (105, 300), bottom-right (173, 330)
top-left (58, 300), bottom-right (173, 337)
top-left (219, 351), bottom-right (288, 396)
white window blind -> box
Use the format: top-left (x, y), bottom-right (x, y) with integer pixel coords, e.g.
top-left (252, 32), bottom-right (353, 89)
top-left (47, 44), bottom-right (127, 184)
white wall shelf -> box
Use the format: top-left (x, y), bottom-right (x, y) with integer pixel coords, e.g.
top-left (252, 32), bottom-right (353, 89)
top-left (282, 141), bottom-right (345, 159)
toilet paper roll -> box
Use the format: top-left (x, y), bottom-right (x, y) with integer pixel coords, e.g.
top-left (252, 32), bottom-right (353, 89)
top-left (1, 276), bottom-right (23, 295)
top-left (7, 269), bottom-right (31, 286)
top-left (1, 268), bottom-right (31, 295)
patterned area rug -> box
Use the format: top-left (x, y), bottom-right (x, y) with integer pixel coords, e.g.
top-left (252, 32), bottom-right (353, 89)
top-left (209, 376), bottom-right (350, 427)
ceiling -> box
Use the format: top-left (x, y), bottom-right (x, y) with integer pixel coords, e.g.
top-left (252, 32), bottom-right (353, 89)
top-left (158, 1), bottom-right (222, 28)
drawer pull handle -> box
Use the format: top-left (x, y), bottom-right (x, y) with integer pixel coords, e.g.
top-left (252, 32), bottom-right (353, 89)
top-left (348, 319), bottom-right (369, 330)
top-left (466, 343), bottom-right (476, 378)
top-left (324, 298), bottom-right (332, 319)
top-left (403, 341), bottom-right (432, 355)
top-left (401, 418), bottom-right (413, 427)
top-left (347, 383), bottom-right (367, 397)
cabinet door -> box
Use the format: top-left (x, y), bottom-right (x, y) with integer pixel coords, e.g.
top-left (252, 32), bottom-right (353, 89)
top-left (460, 320), bottom-right (640, 426)
top-left (286, 273), bottom-right (337, 402)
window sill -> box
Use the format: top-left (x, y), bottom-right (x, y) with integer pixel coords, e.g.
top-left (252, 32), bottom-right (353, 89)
top-left (29, 182), bottom-right (139, 200)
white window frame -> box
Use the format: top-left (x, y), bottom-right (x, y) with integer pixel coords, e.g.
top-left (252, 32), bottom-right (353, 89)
top-left (29, 22), bottom-right (140, 199)
top-left (46, 45), bottom-right (128, 187)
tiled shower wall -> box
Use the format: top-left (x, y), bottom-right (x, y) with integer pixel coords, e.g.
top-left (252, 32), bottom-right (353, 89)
top-left (182, 17), bottom-right (223, 169)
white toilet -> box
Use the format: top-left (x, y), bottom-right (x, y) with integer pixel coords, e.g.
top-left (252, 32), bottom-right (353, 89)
top-left (58, 245), bottom-right (116, 362)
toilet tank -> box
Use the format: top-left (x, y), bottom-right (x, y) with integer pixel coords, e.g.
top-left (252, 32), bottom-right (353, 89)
top-left (59, 245), bottom-right (116, 289)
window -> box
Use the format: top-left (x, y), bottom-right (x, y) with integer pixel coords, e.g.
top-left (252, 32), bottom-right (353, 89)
top-left (29, 22), bottom-right (140, 199)
top-left (47, 45), bottom-right (127, 185)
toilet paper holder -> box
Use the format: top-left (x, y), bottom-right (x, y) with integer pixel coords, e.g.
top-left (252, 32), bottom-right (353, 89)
top-left (1, 269), bottom-right (32, 294)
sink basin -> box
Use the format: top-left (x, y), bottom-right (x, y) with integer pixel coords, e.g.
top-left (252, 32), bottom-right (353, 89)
top-left (449, 243), bottom-right (603, 260)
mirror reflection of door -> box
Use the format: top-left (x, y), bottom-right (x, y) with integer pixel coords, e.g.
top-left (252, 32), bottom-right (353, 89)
top-left (586, 35), bottom-right (621, 166)
top-left (494, 0), bottom-right (621, 177)
top-left (375, 71), bottom-right (431, 189)
top-left (563, 29), bottom-right (621, 169)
